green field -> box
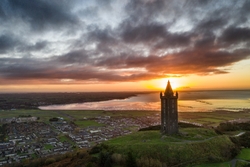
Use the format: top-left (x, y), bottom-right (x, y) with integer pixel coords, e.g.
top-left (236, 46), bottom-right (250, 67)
top-left (179, 111), bottom-right (250, 126)
top-left (74, 120), bottom-right (105, 128)
top-left (0, 109), bottom-right (61, 123)
top-left (236, 148), bottom-right (250, 161)
top-left (59, 110), bottom-right (106, 119)
top-left (2, 109), bottom-right (250, 127)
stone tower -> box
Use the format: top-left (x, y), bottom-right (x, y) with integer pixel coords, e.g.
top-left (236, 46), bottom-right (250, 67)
top-left (160, 80), bottom-right (178, 135)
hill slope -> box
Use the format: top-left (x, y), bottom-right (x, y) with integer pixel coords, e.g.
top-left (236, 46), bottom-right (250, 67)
top-left (101, 128), bottom-right (237, 166)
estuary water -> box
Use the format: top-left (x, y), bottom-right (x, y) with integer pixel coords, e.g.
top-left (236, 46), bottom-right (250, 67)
top-left (39, 90), bottom-right (250, 112)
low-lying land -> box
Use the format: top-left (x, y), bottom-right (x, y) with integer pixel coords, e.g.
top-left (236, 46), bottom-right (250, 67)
top-left (1, 109), bottom-right (250, 126)
top-left (0, 92), bottom-right (141, 110)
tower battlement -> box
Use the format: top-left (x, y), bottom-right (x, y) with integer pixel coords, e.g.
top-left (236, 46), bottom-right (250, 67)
top-left (160, 81), bottom-right (178, 135)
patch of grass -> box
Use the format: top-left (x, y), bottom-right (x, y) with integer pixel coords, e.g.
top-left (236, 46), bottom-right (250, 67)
top-left (58, 135), bottom-right (69, 142)
top-left (199, 117), bottom-right (226, 123)
top-left (0, 109), bottom-right (61, 122)
top-left (108, 110), bottom-right (157, 117)
top-left (58, 135), bottom-right (75, 145)
top-left (44, 144), bottom-right (53, 150)
top-left (61, 110), bottom-right (106, 119)
top-left (74, 120), bottom-right (105, 128)
top-left (31, 153), bottom-right (37, 159)
top-left (125, 126), bottom-right (139, 132)
top-left (193, 161), bottom-right (231, 167)
top-left (176, 128), bottom-right (218, 140)
top-left (236, 148), bottom-right (250, 160)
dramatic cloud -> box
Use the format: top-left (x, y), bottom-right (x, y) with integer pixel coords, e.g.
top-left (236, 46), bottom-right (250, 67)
top-left (0, 34), bottom-right (20, 53)
top-left (1, 0), bottom-right (78, 31)
top-left (220, 27), bottom-right (250, 43)
top-left (0, 0), bottom-right (250, 85)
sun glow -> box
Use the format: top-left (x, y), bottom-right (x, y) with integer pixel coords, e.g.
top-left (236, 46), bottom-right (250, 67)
top-left (158, 78), bottom-right (180, 90)
top-left (144, 78), bottom-right (183, 91)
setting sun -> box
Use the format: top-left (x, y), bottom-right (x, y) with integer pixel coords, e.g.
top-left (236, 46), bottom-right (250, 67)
top-left (157, 78), bottom-right (180, 90)
top-left (143, 78), bottom-right (183, 91)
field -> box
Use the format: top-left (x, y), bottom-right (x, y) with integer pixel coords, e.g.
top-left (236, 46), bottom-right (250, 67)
top-left (74, 120), bottom-right (105, 128)
top-left (1, 109), bottom-right (250, 127)
top-left (0, 109), bottom-right (61, 123)
top-left (179, 111), bottom-right (250, 127)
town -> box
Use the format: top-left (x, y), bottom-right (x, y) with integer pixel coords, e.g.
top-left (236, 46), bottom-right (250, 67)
top-left (0, 113), bottom-right (160, 166)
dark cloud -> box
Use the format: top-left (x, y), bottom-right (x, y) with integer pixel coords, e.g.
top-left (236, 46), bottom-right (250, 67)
top-left (240, 1), bottom-right (250, 20)
top-left (197, 18), bottom-right (227, 32)
top-left (121, 23), bottom-right (190, 49)
top-left (220, 27), bottom-right (250, 43)
top-left (0, 34), bottom-right (19, 53)
top-left (0, 0), bottom-right (250, 85)
top-left (125, 0), bottom-right (166, 23)
top-left (0, 4), bottom-right (5, 17)
top-left (95, 0), bottom-right (112, 10)
top-left (2, 45), bottom-right (249, 84)
top-left (193, 32), bottom-right (216, 49)
top-left (17, 41), bottom-right (48, 52)
top-left (0, 0), bottom-right (78, 31)
top-left (56, 49), bottom-right (89, 64)
top-left (88, 27), bottom-right (116, 43)
top-left (121, 23), bottom-right (166, 43)
top-left (0, 33), bottom-right (48, 54)
top-left (0, 56), bottom-right (165, 84)
top-left (31, 41), bottom-right (47, 51)
top-left (94, 48), bottom-right (250, 76)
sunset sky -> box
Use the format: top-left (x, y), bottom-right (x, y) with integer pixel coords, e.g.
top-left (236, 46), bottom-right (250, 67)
top-left (0, 0), bottom-right (250, 92)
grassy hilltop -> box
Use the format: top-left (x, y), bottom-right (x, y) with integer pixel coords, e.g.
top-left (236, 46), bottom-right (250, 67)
top-left (95, 127), bottom-right (237, 167)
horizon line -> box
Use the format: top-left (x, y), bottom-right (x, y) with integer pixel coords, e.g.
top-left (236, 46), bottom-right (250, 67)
top-left (1, 89), bottom-right (250, 94)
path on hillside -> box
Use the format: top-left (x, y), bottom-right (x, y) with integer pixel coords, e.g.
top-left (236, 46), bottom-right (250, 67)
top-left (230, 131), bottom-right (248, 167)
top-left (231, 159), bottom-right (249, 167)
top-left (234, 131), bottom-right (245, 137)
top-left (163, 135), bottom-right (220, 144)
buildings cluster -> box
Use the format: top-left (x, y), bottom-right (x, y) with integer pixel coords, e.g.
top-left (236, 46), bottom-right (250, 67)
top-left (0, 114), bottom-right (160, 166)
top-left (0, 121), bottom-right (73, 166)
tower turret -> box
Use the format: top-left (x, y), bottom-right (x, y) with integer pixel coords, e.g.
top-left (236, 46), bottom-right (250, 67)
top-left (165, 80), bottom-right (173, 96)
top-left (160, 80), bottom-right (178, 135)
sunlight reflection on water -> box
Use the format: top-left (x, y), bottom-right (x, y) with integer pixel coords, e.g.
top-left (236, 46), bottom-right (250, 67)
top-left (39, 91), bottom-right (250, 112)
